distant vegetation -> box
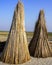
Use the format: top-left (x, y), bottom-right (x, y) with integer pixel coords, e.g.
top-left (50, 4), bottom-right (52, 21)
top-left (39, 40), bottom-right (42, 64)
top-left (0, 31), bottom-right (8, 36)
top-left (48, 32), bottom-right (52, 36)
top-left (0, 31), bottom-right (52, 36)
top-left (26, 32), bottom-right (52, 37)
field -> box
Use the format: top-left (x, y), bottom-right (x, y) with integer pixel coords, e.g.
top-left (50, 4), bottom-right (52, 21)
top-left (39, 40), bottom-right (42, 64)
top-left (0, 31), bottom-right (8, 42)
top-left (0, 31), bottom-right (52, 42)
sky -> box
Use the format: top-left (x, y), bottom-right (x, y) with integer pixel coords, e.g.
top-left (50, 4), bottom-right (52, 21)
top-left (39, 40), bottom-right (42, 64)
top-left (0, 0), bottom-right (52, 32)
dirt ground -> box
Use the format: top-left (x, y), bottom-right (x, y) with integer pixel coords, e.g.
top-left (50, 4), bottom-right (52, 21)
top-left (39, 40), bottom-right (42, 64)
top-left (0, 57), bottom-right (52, 65)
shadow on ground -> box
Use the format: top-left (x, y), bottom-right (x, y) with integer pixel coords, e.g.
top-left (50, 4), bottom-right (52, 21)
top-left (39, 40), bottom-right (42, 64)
top-left (0, 41), bottom-right (6, 53)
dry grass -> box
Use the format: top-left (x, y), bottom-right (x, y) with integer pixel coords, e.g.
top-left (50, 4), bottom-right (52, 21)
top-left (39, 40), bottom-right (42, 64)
top-left (0, 31), bottom-right (8, 36)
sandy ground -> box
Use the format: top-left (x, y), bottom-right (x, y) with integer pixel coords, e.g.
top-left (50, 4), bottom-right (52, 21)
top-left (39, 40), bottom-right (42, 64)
top-left (0, 57), bottom-right (52, 65)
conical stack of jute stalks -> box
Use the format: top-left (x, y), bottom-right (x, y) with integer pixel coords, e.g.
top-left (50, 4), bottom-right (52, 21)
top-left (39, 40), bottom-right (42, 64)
top-left (29, 10), bottom-right (52, 58)
top-left (1, 1), bottom-right (30, 64)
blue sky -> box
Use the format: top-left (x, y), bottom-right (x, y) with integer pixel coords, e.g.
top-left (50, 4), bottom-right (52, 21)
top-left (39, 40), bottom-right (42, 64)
top-left (0, 0), bottom-right (52, 32)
